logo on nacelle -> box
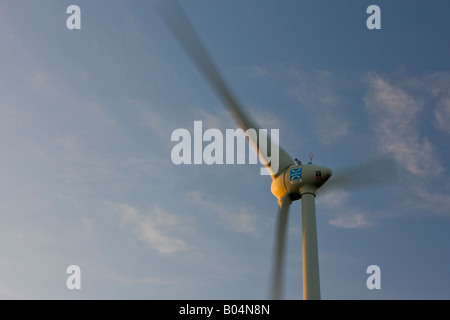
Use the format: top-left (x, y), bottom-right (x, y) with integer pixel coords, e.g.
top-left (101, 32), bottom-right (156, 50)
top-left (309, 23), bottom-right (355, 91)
top-left (289, 167), bottom-right (302, 184)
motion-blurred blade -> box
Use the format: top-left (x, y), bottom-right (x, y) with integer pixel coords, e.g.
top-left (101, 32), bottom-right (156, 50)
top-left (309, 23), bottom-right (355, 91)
top-left (270, 195), bottom-right (291, 300)
top-left (318, 156), bottom-right (398, 194)
top-left (157, 0), bottom-right (294, 177)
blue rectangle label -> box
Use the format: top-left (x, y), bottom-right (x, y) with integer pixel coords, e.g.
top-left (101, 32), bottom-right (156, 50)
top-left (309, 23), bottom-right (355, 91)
top-left (289, 167), bottom-right (302, 184)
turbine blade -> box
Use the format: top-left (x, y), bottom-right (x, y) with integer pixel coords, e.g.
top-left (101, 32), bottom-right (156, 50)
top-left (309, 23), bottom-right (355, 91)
top-left (319, 156), bottom-right (398, 194)
top-left (270, 195), bottom-right (291, 300)
top-left (157, 0), bottom-right (294, 177)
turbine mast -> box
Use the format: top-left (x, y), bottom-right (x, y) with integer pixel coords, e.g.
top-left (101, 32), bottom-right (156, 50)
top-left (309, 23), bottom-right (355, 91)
top-left (301, 187), bottom-right (321, 300)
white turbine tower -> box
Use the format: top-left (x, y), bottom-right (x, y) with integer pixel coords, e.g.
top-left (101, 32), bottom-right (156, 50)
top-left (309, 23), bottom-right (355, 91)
top-left (158, 0), bottom-right (396, 300)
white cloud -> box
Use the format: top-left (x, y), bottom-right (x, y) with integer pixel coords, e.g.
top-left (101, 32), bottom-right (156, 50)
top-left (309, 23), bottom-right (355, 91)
top-left (114, 203), bottom-right (188, 254)
top-left (364, 72), bottom-right (444, 177)
top-left (318, 190), bottom-right (374, 229)
top-left (363, 72), bottom-right (450, 219)
top-left (317, 190), bottom-right (350, 208)
top-left (328, 212), bottom-right (373, 229)
top-left (135, 220), bottom-right (186, 254)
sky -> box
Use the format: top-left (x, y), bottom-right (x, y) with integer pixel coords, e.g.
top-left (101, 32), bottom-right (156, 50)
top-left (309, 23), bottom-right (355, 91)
top-left (0, 0), bottom-right (449, 300)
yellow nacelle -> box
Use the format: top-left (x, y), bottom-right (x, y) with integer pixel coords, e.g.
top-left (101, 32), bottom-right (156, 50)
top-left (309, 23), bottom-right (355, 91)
top-left (271, 165), bottom-right (332, 201)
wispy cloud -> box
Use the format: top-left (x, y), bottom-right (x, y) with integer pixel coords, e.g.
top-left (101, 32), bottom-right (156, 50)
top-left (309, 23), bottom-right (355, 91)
top-left (234, 65), bottom-right (268, 78)
top-left (113, 203), bottom-right (188, 254)
top-left (318, 190), bottom-right (350, 208)
top-left (189, 104), bottom-right (234, 131)
top-left (364, 72), bottom-right (444, 177)
top-left (364, 71), bottom-right (450, 219)
top-left (287, 68), bottom-right (350, 144)
top-left (407, 186), bottom-right (450, 218)
top-left (423, 72), bottom-right (450, 135)
top-left (188, 191), bottom-right (262, 237)
top-left (318, 190), bottom-right (374, 229)
top-left (250, 109), bottom-right (287, 133)
top-left (434, 97), bottom-right (450, 134)
top-left (328, 212), bottom-right (373, 229)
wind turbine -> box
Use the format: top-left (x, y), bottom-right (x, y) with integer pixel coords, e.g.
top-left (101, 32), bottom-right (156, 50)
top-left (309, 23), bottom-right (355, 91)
top-left (158, 0), bottom-right (396, 300)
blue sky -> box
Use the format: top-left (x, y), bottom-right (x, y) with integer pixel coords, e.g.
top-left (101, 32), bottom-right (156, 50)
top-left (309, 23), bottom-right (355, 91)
top-left (0, 0), bottom-right (449, 299)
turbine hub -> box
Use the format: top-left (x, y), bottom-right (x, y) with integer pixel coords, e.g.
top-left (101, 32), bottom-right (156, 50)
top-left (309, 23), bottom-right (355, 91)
top-left (271, 164), bottom-right (332, 201)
